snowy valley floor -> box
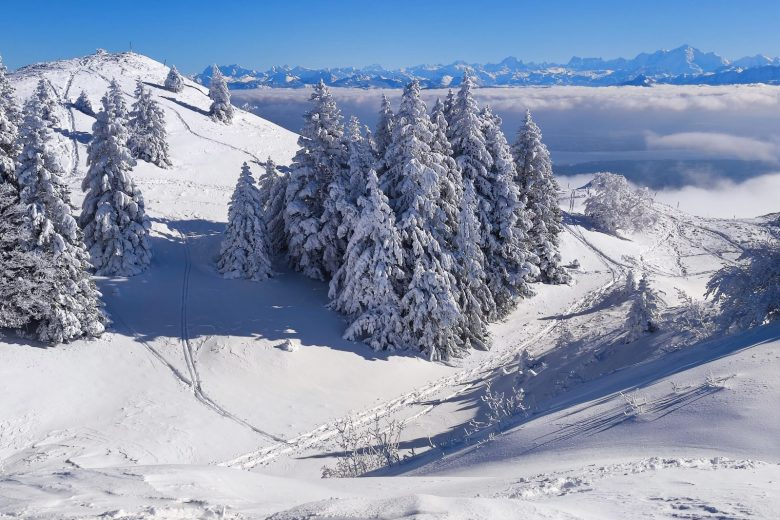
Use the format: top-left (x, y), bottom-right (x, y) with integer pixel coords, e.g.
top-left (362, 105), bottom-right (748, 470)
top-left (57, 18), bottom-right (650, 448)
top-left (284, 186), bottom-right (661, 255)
top-left (1, 52), bottom-right (779, 519)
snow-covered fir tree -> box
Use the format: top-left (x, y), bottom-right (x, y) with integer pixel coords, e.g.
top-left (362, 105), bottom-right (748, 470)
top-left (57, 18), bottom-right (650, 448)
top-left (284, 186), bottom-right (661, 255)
top-left (442, 88), bottom-right (455, 128)
top-left (33, 79), bottom-right (60, 128)
top-left (208, 65), bottom-right (234, 123)
top-left (482, 106), bottom-right (537, 309)
top-left (12, 94), bottom-right (105, 343)
top-left (328, 117), bottom-right (379, 300)
top-left (218, 162), bottom-right (273, 281)
top-left (329, 169), bottom-right (405, 351)
top-left (513, 109), bottom-right (570, 284)
top-left (706, 243), bottom-right (780, 330)
top-left (80, 88), bottom-right (151, 276)
top-left (106, 79), bottom-right (129, 124)
top-left (73, 90), bottom-right (94, 116)
top-left (285, 80), bottom-right (347, 280)
top-left (164, 65), bottom-right (184, 93)
top-left (624, 275), bottom-right (661, 343)
top-left (128, 82), bottom-right (171, 168)
top-left (257, 157), bottom-right (288, 256)
top-left (0, 55), bottom-right (21, 184)
top-left (319, 116), bottom-right (361, 278)
top-left (429, 97), bottom-right (463, 246)
top-left (0, 181), bottom-right (44, 330)
top-left (453, 180), bottom-right (494, 351)
top-left (385, 81), bottom-right (463, 359)
top-left (373, 94), bottom-right (394, 171)
top-left (624, 269), bottom-right (638, 296)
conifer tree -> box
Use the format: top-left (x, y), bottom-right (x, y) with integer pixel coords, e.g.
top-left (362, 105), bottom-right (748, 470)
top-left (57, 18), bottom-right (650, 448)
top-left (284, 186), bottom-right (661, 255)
top-left (218, 163), bottom-right (273, 281)
top-left (513, 110), bottom-right (570, 284)
top-left (257, 157), bottom-right (288, 256)
top-left (33, 79), bottom-right (60, 128)
top-left (482, 106), bottom-right (537, 308)
top-left (330, 169), bottom-right (405, 351)
top-left (0, 55), bottom-right (21, 184)
top-left (385, 81), bottom-right (463, 359)
top-left (285, 80), bottom-right (347, 280)
top-left (373, 93), bottom-right (394, 171)
top-left (164, 65), bottom-right (185, 93)
top-left (453, 180), bottom-right (494, 351)
top-left (128, 81), bottom-right (172, 168)
top-left (442, 88), bottom-right (455, 128)
top-left (73, 90), bottom-right (94, 116)
top-left (429, 97), bottom-right (463, 246)
top-left (0, 182), bottom-right (46, 330)
top-left (208, 65), bottom-right (234, 123)
top-left (624, 275), bottom-right (661, 343)
top-left (81, 88), bottom-right (151, 276)
top-left (327, 117), bottom-right (378, 299)
top-left (12, 94), bottom-right (105, 343)
top-left (106, 79), bottom-right (129, 124)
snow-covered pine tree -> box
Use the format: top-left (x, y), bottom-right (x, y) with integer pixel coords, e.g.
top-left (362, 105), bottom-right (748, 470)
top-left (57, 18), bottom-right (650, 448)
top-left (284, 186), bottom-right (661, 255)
top-left (442, 88), bottom-right (455, 128)
top-left (285, 80), bottom-right (347, 280)
top-left (80, 88), bottom-right (152, 276)
top-left (0, 55), bottom-right (21, 184)
top-left (328, 117), bottom-right (379, 300)
top-left (584, 172), bottom-right (656, 234)
top-left (385, 81), bottom-right (463, 359)
top-left (705, 244), bottom-right (780, 330)
top-left (429, 97), bottom-right (463, 246)
top-left (164, 65), bottom-right (184, 93)
top-left (218, 162), bottom-right (273, 281)
top-left (373, 94), bottom-right (394, 171)
top-left (208, 65), bottom-right (234, 123)
top-left (624, 269), bottom-right (637, 296)
top-left (33, 79), bottom-right (60, 128)
top-left (329, 169), bottom-right (405, 351)
top-left (12, 94), bottom-right (105, 343)
top-left (512, 109), bottom-right (570, 284)
top-left (482, 106), bottom-right (537, 309)
top-left (0, 181), bottom-right (44, 330)
top-left (73, 90), bottom-right (95, 116)
top-left (624, 275), bottom-right (661, 343)
top-left (257, 157), bottom-right (288, 256)
top-left (106, 79), bottom-right (129, 124)
top-left (128, 81), bottom-right (172, 168)
top-left (320, 116), bottom-right (363, 278)
top-left (453, 179), bottom-right (494, 351)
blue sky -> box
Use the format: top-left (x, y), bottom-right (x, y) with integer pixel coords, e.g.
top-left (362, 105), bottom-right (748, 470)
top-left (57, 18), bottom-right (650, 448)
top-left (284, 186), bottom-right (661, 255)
top-left (2, 0), bottom-right (779, 73)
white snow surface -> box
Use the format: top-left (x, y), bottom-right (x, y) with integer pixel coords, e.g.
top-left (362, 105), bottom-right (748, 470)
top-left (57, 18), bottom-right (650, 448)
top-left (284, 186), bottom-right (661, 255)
top-left (1, 51), bottom-right (779, 519)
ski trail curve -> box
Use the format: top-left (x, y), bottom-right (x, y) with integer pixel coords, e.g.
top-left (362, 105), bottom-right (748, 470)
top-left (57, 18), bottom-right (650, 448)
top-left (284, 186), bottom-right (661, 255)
top-left (224, 226), bottom-right (624, 470)
top-left (177, 231), bottom-right (287, 443)
top-left (62, 72), bottom-right (81, 177)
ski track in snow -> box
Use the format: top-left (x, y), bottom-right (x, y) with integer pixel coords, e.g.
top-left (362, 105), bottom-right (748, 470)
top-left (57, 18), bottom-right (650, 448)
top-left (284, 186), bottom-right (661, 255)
top-left (177, 231), bottom-right (286, 443)
top-left (224, 220), bottom-right (628, 470)
top-left (62, 72), bottom-right (80, 178)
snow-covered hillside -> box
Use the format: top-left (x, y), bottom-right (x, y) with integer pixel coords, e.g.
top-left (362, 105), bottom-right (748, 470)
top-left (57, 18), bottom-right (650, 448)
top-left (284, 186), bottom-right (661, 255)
top-left (1, 51), bottom-right (778, 519)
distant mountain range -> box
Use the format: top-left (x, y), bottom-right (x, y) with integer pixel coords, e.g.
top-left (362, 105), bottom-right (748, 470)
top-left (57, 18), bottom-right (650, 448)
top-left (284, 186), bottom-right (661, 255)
top-left (195, 45), bottom-right (780, 89)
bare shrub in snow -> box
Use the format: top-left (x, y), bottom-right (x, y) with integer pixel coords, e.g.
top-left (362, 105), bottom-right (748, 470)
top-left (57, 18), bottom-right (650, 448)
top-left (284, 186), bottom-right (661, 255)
top-left (467, 379), bottom-right (527, 436)
top-left (705, 243), bottom-right (780, 331)
top-left (584, 172), bottom-right (656, 234)
top-left (321, 415), bottom-right (404, 478)
top-left (620, 391), bottom-right (649, 417)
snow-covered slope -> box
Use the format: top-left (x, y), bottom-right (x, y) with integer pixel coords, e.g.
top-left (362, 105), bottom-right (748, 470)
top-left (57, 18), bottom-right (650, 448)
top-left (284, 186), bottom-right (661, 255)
top-left (1, 51), bottom-right (778, 519)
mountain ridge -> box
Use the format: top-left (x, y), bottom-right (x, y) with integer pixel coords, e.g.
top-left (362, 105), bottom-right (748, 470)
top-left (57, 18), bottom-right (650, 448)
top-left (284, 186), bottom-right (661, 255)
top-left (195, 44), bottom-right (780, 89)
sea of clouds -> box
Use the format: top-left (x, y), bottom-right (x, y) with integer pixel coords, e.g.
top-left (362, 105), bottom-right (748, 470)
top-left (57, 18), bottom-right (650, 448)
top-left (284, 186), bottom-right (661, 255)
top-left (233, 85), bottom-right (780, 219)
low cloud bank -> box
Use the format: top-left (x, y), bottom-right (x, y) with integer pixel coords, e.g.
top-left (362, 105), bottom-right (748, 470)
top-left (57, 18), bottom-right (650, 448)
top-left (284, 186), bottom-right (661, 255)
top-left (558, 172), bottom-right (780, 219)
top-left (234, 84), bottom-right (780, 192)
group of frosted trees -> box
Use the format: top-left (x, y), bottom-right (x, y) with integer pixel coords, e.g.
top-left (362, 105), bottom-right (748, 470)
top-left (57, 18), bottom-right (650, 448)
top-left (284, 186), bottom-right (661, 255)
top-left (219, 75), bottom-right (570, 360)
top-left (0, 56), bottom-right (185, 343)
